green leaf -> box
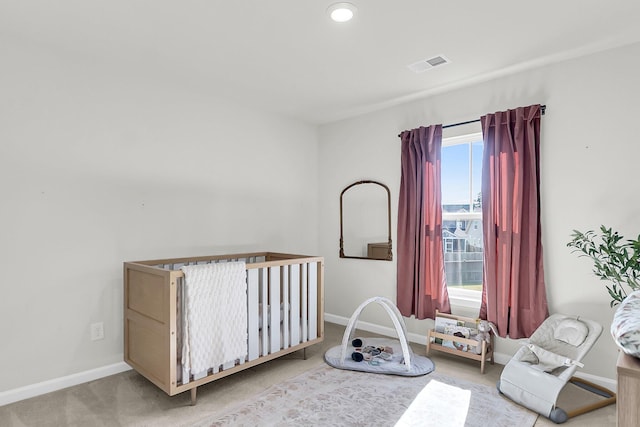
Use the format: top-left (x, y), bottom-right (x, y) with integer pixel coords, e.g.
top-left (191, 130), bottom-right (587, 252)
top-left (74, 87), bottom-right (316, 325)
top-left (569, 225), bottom-right (640, 307)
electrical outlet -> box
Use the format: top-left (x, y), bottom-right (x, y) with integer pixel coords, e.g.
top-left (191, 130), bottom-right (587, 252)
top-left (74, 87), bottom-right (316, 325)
top-left (90, 322), bottom-right (104, 341)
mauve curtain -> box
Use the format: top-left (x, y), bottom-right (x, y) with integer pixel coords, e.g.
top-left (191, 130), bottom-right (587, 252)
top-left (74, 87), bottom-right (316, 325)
top-left (480, 104), bottom-right (548, 338)
top-left (397, 125), bottom-right (451, 319)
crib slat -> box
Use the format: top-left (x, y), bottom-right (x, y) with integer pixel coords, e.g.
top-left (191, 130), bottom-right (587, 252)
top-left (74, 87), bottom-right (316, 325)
top-left (269, 266), bottom-right (281, 353)
top-left (247, 268), bottom-right (259, 361)
top-left (180, 277), bottom-right (190, 385)
top-left (282, 266), bottom-right (289, 350)
top-left (260, 268), bottom-right (268, 357)
top-left (308, 262), bottom-right (318, 340)
top-left (301, 263), bottom-right (308, 343)
top-left (289, 264), bottom-right (301, 346)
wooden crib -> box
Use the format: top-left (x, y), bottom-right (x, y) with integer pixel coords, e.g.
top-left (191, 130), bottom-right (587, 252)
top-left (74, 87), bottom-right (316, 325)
top-left (123, 252), bottom-right (324, 404)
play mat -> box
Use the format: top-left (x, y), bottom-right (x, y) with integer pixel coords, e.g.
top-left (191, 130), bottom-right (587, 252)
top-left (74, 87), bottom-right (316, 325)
top-left (324, 297), bottom-right (435, 376)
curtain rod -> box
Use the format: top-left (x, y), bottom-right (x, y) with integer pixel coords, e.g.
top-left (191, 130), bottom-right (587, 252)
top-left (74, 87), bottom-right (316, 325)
top-left (443, 105), bottom-right (546, 129)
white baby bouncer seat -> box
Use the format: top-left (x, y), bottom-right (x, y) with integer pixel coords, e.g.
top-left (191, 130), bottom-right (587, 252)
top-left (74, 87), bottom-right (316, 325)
top-left (497, 314), bottom-right (616, 423)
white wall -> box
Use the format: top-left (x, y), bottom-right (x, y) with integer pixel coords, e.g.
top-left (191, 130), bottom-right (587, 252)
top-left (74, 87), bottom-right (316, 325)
top-left (0, 37), bottom-right (319, 392)
top-left (319, 42), bottom-right (640, 381)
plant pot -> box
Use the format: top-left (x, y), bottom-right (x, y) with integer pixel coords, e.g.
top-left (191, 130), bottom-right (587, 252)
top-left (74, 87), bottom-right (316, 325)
top-left (611, 290), bottom-right (640, 358)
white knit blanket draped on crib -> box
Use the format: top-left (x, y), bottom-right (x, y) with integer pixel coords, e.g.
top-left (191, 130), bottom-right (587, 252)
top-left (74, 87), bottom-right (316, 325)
top-left (181, 262), bottom-right (248, 381)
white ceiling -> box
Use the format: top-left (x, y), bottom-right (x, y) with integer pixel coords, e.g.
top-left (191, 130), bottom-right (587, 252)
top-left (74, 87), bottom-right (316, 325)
top-left (3, 1), bottom-right (640, 124)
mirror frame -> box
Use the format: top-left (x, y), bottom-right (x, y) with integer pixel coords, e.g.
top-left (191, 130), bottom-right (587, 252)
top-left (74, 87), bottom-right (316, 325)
top-left (339, 180), bottom-right (393, 261)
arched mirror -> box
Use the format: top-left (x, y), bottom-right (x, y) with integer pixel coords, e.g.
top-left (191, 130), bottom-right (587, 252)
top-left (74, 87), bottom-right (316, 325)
top-left (340, 180), bottom-right (392, 260)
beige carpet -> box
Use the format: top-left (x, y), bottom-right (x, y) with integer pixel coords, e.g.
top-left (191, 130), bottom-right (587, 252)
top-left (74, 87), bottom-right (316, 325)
top-left (192, 364), bottom-right (537, 427)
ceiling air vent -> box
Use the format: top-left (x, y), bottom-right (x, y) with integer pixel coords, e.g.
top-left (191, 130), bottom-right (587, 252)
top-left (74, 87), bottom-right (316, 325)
top-left (407, 55), bottom-right (451, 73)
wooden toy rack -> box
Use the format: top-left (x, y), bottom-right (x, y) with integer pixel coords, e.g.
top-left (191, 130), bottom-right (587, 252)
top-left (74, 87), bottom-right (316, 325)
top-left (426, 311), bottom-right (494, 374)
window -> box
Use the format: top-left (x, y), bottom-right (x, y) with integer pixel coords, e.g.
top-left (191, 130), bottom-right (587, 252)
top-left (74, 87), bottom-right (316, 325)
top-left (441, 131), bottom-right (483, 305)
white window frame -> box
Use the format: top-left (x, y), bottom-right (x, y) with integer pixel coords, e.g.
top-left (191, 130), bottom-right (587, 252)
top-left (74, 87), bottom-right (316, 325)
top-left (441, 132), bottom-right (483, 308)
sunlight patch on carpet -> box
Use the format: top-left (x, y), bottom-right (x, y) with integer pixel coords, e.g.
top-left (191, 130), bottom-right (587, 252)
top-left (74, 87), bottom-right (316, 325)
top-left (395, 380), bottom-right (470, 427)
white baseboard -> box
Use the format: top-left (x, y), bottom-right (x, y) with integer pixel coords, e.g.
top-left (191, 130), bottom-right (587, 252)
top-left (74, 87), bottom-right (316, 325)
top-left (324, 312), bottom-right (617, 392)
top-left (573, 372), bottom-right (618, 394)
top-left (325, 312), bottom-right (428, 346)
top-left (0, 362), bottom-right (132, 407)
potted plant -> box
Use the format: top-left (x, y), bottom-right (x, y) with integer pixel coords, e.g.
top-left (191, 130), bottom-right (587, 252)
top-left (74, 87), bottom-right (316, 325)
top-left (567, 225), bottom-right (640, 307)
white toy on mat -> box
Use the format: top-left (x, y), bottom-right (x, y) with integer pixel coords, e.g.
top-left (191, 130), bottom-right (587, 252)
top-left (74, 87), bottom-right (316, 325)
top-left (473, 320), bottom-right (497, 355)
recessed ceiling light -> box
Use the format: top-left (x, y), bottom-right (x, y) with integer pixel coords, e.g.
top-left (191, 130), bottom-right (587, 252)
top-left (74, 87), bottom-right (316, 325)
top-left (327, 2), bottom-right (357, 23)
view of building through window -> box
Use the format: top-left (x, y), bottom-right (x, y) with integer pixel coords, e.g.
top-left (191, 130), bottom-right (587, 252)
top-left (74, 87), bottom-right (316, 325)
top-left (441, 133), bottom-right (483, 291)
